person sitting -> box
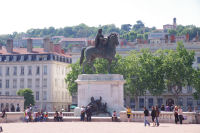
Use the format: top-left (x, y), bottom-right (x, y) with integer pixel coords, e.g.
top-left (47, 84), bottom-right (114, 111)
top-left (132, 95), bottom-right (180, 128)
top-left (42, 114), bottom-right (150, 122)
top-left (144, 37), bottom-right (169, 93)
top-left (54, 111), bottom-right (59, 122)
top-left (16, 104), bottom-right (20, 112)
top-left (112, 111), bottom-right (117, 122)
top-left (1, 109), bottom-right (6, 119)
top-left (24, 108), bottom-right (29, 122)
top-left (161, 104), bottom-right (165, 111)
top-left (59, 112), bottom-right (63, 122)
top-left (43, 112), bottom-right (48, 122)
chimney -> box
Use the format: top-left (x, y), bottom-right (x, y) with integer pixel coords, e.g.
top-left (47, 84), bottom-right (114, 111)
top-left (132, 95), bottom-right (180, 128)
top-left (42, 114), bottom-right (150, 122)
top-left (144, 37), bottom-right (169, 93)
top-left (6, 39), bottom-right (13, 53)
top-left (27, 38), bottom-right (33, 52)
top-left (49, 41), bottom-right (54, 52)
top-left (43, 37), bottom-right (50, 52)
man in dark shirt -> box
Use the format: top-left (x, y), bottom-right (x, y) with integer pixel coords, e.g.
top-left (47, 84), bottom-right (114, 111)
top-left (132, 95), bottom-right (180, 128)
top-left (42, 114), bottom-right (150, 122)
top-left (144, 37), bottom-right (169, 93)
top-left (144, 107), bottom-right (150, 126)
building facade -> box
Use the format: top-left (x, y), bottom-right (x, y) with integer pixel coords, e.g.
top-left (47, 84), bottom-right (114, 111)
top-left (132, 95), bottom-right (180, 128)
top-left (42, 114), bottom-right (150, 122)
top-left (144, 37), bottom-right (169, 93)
top-left (0, 38), bottom-right (72, 112)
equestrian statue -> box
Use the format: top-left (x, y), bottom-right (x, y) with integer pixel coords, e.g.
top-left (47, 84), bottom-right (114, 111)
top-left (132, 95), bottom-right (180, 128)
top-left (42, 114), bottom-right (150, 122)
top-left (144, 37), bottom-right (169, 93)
top-left (80, 29), bottom-right (119, 73)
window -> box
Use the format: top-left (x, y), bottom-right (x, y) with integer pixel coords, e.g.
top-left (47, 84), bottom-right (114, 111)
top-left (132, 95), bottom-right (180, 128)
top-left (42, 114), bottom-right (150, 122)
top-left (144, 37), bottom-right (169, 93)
top-left (130, 98), bottom-right (135, 109)
top-left (6, 80), bottom-right (9, 88)
top-left (0, 67), bottom-right (2, 76)
top-left (36, 66), bottom-right (40, 75)
top-left (148, 98), bottom-right (153, 109)
top-left (36, 91), bottom-right (39, 100)
top-left (28, 66), bottom-right (32, 75)
top-left (20, 55), bottom-right (24, 61)
top-left (178, 98), bottom-right (183, 106)
top-left (20, 66), bottom-right (24, 75)
top-left (139, 98), bottom-right (144, 108)
top-left (187, 98), bottom-right (193, 107)
top-left (43, 91), bottom-right (47, 100)
top-left (6, 67), bottom-right (9, 76)
top-left (27, 79), bottom-right (32, 88)
top-left (13, 79), bottom-right (17, 88)
top-left (197, 57), bottom-right (200, 63)
top-left (20, 79), bottom-right (24, 88)
top-left (5, 91), bottom-right (9, 96)
top-left (35, 79), bottom-right (40, 88)
top-left (13, 66), bottom-right (17, 76)
top-left (43, 79), bottom-right (47, 87)
top-left (43, 65), bottom-right (47, 75)
top-left (187, 86), bottom-right (192, 93)
top-left (157, 98), bottom-right (163, 108)
top-left (0, 80), bottom-right (2, 88)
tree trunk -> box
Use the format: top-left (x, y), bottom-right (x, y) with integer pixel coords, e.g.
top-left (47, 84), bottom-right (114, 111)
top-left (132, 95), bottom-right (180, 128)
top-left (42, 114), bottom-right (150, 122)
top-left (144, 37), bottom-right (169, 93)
top-left (134, 96), bottom-right (139, 111)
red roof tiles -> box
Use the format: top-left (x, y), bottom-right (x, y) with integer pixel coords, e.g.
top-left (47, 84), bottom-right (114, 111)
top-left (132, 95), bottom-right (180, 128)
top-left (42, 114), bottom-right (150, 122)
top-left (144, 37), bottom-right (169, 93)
top-left (0, 46), bottom-right (71, 58)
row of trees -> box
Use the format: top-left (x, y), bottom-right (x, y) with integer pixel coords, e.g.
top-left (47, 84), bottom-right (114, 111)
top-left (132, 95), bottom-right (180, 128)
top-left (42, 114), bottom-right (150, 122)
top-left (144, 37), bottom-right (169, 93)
top-left (65, 42), bottom-right (200, 106)
top-left (1, 21), bottom-right (199, 45)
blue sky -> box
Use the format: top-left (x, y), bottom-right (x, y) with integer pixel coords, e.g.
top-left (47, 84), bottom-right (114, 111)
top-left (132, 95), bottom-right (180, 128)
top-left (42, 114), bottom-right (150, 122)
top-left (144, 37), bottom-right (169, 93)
top-left (0, 0), bottom-right (199, 34)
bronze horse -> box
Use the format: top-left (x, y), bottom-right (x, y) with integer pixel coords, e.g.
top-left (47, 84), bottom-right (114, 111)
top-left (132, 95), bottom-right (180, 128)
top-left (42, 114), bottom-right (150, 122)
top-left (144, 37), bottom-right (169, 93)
top-left (80, 33), bottom-right (119, 73)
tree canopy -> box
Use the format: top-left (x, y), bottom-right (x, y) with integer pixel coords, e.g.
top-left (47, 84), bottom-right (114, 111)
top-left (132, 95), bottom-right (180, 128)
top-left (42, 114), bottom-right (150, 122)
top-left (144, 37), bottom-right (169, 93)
top-left (17, 88), bottom-right (35, 109)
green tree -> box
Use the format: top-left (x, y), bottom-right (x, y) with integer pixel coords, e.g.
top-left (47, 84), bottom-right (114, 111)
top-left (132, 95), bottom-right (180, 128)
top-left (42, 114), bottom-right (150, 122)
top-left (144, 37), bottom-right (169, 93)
top-left (163, 42), bottom-right (195, 104)
top-left (133, 20), bottom-right (145, 31)
top-left (192, 69), bottom-right (200, 100)
top-left (17, 88), bottom-right (35, 109)
top-left (123, 49), bottom-right (166, 109)
top-left (121, 24), bottom-right (132, 32)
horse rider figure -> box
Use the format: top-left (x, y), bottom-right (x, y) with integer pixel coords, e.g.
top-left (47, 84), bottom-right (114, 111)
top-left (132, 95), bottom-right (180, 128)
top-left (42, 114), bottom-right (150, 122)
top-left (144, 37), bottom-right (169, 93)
top-left (95, 29), bottom-right (104, 49)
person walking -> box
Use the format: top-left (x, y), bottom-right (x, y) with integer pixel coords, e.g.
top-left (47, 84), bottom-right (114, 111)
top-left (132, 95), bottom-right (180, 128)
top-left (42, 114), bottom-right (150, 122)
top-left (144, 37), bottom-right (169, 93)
top-left (0, 126), bottom-right (2, 132)
top-left (155, 106), bottom-right (160, 126)
top-left (151, 106), bottom-right (156, 126)
top-left (178, 106), bottom-right (183, 124)
top-left (144, 107), bottom-right (150, 126)
top-left (126, 106), bottom-right (132, 122)
top-left (173, 106), bottom-right (179, 124)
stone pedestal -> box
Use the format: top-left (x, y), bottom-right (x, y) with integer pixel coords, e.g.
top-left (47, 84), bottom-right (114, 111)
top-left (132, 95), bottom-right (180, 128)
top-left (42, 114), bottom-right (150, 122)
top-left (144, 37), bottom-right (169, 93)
top-left (76, 74), bottom-right (125, 114)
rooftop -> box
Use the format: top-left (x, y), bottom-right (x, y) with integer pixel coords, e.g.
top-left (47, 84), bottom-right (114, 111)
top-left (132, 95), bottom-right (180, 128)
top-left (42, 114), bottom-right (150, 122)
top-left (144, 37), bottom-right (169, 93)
top-left (60, 38), bottom-right (87, 42)
top-left (0, 46), bottom-right (71, 58)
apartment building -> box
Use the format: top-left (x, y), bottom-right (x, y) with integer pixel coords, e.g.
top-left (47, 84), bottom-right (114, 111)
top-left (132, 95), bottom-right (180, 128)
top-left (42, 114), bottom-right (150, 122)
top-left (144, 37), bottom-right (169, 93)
top-left (0, 38), bottom-right (72, 112)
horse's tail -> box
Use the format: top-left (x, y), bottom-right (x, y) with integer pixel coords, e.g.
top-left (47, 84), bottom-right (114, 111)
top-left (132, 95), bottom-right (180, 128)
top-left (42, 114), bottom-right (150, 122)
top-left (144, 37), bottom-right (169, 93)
top-left (80, 47), bottom-right (86, 66)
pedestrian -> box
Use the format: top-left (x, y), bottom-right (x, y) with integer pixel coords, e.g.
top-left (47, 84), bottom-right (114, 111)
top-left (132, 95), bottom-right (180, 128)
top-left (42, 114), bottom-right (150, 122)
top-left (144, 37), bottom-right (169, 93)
top-left (144, 107), bottom-right (150, 126)
top-left (126, 106), bottom-right (132, 122)
top-left (151, 106), bottom-right (156, 126)
top-left (80, 106), bottom-right (85, 121)
top-left (0, 126), bottom-right (2, 132)
top-left (173, 106), bottom-right (179, 124)
top-left (86, 106), bottom-right (92, 122)
top-left (178, 106), bottom-right (183, 124)
top-left (155, 106), bottom-right (160, 126)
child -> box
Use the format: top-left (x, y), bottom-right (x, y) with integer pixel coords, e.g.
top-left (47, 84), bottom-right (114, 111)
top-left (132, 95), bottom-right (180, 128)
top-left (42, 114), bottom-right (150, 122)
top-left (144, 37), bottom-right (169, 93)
top-left (112, 111), bottom-right (117, 122)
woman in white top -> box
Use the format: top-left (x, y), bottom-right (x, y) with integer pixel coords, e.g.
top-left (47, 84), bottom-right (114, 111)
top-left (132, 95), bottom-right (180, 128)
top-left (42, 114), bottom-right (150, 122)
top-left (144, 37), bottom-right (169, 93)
top-left (178, 106), bottom-right (183, 124)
